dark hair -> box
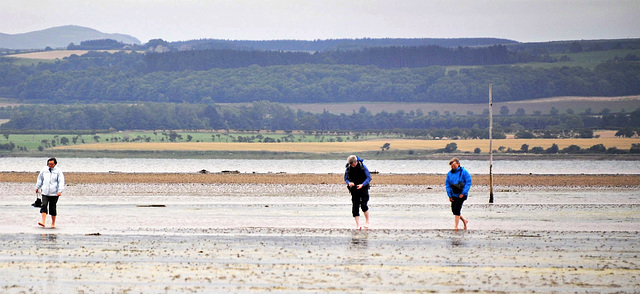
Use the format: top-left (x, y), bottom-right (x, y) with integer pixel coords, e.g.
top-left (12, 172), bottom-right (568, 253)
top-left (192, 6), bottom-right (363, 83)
top-left (48, 157), bottom-right (57, 164)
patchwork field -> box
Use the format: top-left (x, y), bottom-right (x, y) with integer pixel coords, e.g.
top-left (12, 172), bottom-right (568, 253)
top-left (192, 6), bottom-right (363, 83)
top-left (52, 137), bottom-right (638, 153)
top-left (284, 95), bottom-right (640, 115)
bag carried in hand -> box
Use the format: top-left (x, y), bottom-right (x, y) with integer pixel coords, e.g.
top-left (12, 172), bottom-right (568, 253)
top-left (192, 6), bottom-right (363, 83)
top-left (32, 192), bottom-right (41, 207)
top-left (451, 182), bottom-right (465, 194)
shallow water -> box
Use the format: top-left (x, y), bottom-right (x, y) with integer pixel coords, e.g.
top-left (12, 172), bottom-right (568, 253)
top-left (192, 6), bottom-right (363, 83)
top-left (2, 182), bottom-right (639, 235)
top-left (1, 183), bottom-right (639, 293)
top-left (2, 157), bottom-right (639, 174)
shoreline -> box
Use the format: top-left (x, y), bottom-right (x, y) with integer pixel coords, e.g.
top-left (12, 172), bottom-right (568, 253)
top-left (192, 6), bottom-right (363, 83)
top-left (3, 150), bottom-right (640, 160)
top-left (2, 171), bottom-right (639, 186)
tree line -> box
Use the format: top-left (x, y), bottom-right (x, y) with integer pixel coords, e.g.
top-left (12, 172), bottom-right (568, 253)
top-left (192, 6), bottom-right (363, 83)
top-left (1, 57), bottom-right (638, 104)
top-left (143, 45), bottom-right (549, 71)
top-left (2, 102), bottom-right (639, 135)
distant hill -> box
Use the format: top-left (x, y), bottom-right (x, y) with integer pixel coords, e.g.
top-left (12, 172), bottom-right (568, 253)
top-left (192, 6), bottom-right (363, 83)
top-left (0, 25), bottom-right (141, 50)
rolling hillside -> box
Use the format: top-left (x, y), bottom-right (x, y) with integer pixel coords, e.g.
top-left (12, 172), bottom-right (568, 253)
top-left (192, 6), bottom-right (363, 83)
top-left (0, 25), bottom-right (140, 50)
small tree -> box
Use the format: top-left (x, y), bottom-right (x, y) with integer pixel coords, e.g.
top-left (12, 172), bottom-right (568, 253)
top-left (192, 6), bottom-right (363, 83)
top-left (515, 130), bottom-right (535, 139)
top-left (499, 106), bottom-right (510, 115)
top-left (474, 148), bottom-right (481, 154)
top-left (381, 142), bottom-right (391, 151)
top-left (561, 145), bottom-right (582, 154)
top-left (444, 142), bottom-right (458, 153)
top-left (530, 146), bottom-right (545, 154)
top-left (588, 144), bottom-right (607, 153)
top-left (520, 144), bottom-right (529, 153)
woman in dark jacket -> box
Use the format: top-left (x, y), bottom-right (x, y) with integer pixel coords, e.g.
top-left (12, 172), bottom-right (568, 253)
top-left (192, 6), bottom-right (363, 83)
top-left (344, 155), bottom-right (371, 229)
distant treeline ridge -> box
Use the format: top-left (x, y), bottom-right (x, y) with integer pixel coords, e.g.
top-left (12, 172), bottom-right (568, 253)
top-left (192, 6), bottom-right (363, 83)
top-left (2, 102), bottom-right (638, 134)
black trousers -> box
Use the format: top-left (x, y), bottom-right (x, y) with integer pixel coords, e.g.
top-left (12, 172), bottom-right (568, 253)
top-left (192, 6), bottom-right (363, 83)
top-left (349, 186), bottom-right (369, 217)
top-left (40, 195), bottom-right (59, 216)
top-left (451, 196), bottom-right (467, 216)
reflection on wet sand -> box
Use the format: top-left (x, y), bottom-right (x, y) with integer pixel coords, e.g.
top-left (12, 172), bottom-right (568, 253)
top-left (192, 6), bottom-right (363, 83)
top-left (0, 182), bottom-right (639, 292)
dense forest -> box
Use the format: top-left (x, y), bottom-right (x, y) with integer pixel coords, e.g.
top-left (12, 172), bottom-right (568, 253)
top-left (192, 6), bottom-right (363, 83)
top-left (64, 36), bottom-right (638, 55)
top-left (2, 102), bottom-right (639, 137)
top-left (167, 37), bottom-right (518, 52)
top-left (1, 37), bottom-right (639, 133)
top-left (1, 50), bottom-right (638, 105)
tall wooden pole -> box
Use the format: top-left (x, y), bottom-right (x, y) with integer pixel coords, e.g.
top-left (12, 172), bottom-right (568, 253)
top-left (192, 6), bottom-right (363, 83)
top-left (489, 83), bottom-right (494, 203)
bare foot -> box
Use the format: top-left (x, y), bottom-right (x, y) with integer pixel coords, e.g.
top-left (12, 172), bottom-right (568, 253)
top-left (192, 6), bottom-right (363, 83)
top-left (38, 223), bottom-right (45, 227)
top-left (463, 219), bottom-right (469, 230)
top-left (364, 223), bottom-right (370, 229)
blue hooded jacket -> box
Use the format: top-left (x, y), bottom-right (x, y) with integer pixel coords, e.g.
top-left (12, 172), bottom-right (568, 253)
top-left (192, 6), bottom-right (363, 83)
top-left (344, 156), bottom-right (371, 187)
top-left (445, 166), bottom-right (471, 198)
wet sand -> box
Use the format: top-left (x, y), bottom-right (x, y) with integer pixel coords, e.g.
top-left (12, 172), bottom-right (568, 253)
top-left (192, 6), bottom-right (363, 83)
top-left (1, 175), bottom-right (639, 293)
top-left (2, 171), bottom-right (640, 186)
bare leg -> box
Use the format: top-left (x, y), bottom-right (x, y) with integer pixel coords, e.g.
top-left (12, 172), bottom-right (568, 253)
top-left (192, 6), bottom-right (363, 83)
top-left (39, 213), bottom-right (46, 227)
top-left (363, 211), bottom-right (370, 228)
top-left (51, 216), bottom-right (56, 228)
top-left (354, 216), bottom-right (361, 229)
top-left (454, 215), bottom-right (460, 230)
top-left (461, 216), bottom-right (468, 230)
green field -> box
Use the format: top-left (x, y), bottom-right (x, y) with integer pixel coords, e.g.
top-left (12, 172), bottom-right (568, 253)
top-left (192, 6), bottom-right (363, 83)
top-left (0, 130), bottom-right (391, 152)
top-left (445, 49), bottom-right (640, 72)
top-left (285, 96), bottom-right (640, 115)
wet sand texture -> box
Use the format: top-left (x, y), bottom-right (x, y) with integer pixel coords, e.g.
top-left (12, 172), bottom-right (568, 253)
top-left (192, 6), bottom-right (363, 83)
top-left (2, 172), bottom-right (640, 186)
top-left (1, 176), bottom-right (639, 292)
top-left (1, 230), bottom-right (638, 293)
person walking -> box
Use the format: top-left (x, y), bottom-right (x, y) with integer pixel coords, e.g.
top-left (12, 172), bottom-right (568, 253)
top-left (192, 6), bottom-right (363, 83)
top-left (344, 155), bottom-right (371, 229)
top-left (445, 157), bottom-right (471, 230)
top-left (36, 157), bottom-right (65, 228)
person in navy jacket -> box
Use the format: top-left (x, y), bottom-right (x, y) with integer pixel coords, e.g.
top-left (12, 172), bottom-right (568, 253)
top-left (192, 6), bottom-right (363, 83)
top-left (445, 157), bottom-right (471, 230)
top-left (344, 155), bottom-right (371, 229)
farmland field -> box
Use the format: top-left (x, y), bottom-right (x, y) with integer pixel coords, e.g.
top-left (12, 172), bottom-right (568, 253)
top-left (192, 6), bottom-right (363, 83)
top-left (283, 95), bottom-right (640, 115)
top-left (52, 137), bottom-right (638, 153)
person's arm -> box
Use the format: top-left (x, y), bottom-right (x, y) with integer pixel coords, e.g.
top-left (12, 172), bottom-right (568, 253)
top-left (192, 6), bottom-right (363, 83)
top-left (344, 169), bottom-right (351, 185)
top-left (35, 169), bottom-right (44, 192)
top-left (57, 170), bottom-right (65, 196)
top-left (461, 169), bottom-right (472, 196)
top-left (445, 173), bottom-right (453, 198)
top-left (360, 164), bottom-right (371, 187)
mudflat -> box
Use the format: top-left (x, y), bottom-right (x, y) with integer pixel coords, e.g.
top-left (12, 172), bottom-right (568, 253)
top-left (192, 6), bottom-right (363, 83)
top-left (2, 171), bottom-right (640, 186)
top-left (1, 174), bottom-right (638, 293)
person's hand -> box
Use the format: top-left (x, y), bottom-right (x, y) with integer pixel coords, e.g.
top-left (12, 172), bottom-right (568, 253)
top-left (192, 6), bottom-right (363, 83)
top-left (57, 192), bottom-right (62, 196)
top-left (449, 197), bottom-right (453, 202)
top-left (36, 189), bottom-right (39, 193)
top-left (357, 184), bottom-right (363, 189)
top-left (459, 194), bottom-right (464, 198)
top-left (348, 182), bottom-right (355, 187)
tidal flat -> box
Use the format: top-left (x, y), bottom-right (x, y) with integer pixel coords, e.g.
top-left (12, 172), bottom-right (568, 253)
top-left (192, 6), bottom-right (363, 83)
top-left (1, 180), bottom-right (639, 293)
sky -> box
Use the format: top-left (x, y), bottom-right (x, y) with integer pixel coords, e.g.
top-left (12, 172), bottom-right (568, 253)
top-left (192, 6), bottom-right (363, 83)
top-left (1, 0), bottom-right (639, 43)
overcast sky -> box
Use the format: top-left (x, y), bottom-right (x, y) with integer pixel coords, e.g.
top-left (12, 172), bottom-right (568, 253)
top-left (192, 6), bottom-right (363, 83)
top-left (2, 0), bottom-right (639, 43)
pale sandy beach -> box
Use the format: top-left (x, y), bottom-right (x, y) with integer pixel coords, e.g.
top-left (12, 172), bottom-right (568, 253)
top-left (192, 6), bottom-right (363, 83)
top-left (1, 173), bottom-right (639, 293)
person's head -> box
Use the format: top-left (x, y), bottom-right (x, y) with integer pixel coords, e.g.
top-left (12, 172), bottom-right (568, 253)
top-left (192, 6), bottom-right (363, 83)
top-left (449, 157), bottom-right (460, 170)
top-left (347, 155), bottom-right (358, 167)
top-left (47, 157), bottom-right (57, 168)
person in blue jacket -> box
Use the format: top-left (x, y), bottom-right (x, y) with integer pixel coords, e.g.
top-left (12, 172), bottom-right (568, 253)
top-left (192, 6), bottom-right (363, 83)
top-left (446, 157), bottom-right (471, 230)
top-left (344, 155), bottom-right (371, 229)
